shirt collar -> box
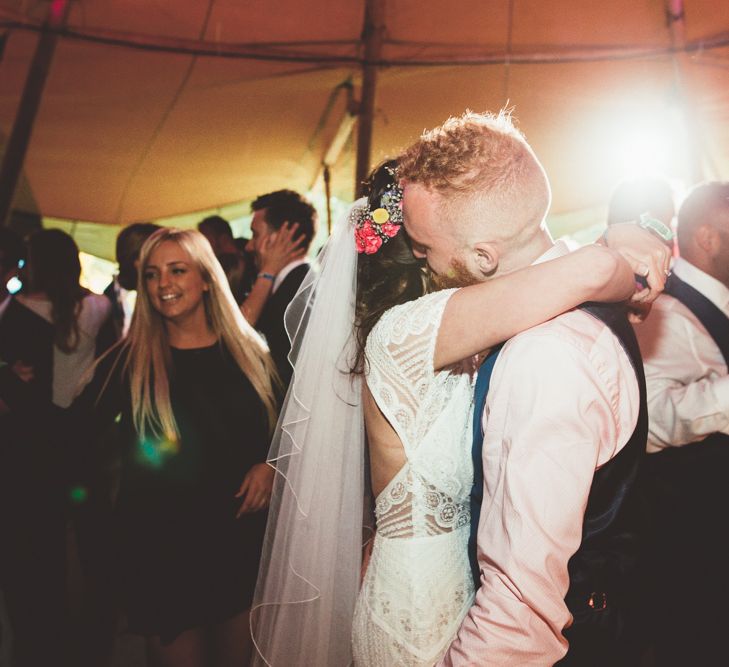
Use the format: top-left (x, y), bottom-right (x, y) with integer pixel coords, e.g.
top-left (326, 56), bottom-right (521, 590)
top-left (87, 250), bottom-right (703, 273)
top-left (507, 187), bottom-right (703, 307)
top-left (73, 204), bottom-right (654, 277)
top-left (273, 258), bottom-right (309, 294)
top-left (531, 239), bottom-right (569, 265)
top-left (672, 257), bottom-right (729, 316)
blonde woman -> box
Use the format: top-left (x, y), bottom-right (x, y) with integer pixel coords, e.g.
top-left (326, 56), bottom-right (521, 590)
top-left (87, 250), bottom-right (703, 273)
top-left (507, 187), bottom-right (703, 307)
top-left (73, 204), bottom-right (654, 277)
top-left (71, 228), bottom-right (279, 666)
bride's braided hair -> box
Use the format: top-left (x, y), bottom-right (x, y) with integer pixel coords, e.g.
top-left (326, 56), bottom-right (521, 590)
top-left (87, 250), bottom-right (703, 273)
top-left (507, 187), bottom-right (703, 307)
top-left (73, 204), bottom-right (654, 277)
top-left (352, 160), bottom-right (428, 375)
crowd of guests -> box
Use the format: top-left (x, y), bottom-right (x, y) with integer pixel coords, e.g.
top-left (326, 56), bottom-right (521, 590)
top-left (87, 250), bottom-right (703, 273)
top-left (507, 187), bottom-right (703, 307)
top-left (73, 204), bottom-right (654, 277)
top-left (0, 164), bottom-right (727, 667)
top-left (0, 189), bottom-right (316, 667)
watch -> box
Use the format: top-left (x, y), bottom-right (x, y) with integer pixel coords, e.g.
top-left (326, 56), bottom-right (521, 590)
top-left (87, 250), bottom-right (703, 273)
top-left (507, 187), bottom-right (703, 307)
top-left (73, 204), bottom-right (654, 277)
top-left (638, 213), bottom-right (675, 243)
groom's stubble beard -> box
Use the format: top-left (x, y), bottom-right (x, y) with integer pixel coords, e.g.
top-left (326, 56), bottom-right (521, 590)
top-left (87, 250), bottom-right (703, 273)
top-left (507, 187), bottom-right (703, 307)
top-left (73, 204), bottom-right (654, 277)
top-left (427, 257), bottom-right (482, 291)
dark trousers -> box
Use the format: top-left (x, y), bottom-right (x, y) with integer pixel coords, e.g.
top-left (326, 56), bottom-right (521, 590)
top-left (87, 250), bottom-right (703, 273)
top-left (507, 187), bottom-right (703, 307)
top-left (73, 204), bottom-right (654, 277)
top-left (640, 441), bottom-right (729, 667)
top-left (557, 583), bottom-right (644, 667)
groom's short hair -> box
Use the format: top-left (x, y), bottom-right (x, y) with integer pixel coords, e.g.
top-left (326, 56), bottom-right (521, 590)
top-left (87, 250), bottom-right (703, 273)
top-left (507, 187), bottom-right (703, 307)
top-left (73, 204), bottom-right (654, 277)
top-left (399, 111), bottom-right (550, 243)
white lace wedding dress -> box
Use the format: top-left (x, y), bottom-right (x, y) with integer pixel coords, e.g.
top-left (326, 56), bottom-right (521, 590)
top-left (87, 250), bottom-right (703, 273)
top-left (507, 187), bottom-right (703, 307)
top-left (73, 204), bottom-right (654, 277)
top-left (352, 289), bottom-right (477, 666)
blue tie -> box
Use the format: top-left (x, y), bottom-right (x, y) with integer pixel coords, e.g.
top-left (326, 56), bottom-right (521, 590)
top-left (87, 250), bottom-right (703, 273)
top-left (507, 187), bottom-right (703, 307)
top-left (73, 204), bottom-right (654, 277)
top-left (468, 344), bottom-right (503, 588)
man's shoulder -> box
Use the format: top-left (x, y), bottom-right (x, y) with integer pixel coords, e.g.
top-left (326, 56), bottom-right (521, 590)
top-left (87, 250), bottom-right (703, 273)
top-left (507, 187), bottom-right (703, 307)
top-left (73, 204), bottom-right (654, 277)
top-left (636, 293), bottom-right (705, 341)
top-left (635, 292), bottom-right (718, 365)
top-left (274, 262), bottom-right (310, 297)
top-left (508, 308), bottom-right (614, 357)
top-left (496, 308), bottom-right (640, 433)
top-left (282, 261), bottom-right (310, 282)
top-left (652, 293), bottom-right (706, 332)
top-left (500, 307), bottom-right (640, 394)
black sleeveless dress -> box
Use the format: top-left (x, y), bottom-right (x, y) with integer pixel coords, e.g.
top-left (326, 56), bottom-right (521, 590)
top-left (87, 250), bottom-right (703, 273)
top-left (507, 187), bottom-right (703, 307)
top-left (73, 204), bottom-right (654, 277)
top-left (77, 342), bottom-right (270, 643)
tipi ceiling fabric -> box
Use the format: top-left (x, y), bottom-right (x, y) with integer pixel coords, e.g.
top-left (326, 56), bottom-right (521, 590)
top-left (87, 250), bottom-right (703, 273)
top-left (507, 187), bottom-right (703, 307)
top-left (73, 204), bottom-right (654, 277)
top-left (0, 0), bottom-right (728, 243)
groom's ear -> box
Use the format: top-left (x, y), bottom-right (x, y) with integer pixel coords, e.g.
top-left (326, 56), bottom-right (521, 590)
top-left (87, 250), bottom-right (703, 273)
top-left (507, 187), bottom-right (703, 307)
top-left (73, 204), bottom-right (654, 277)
top-left (473, 242), bottom-right (499, 277)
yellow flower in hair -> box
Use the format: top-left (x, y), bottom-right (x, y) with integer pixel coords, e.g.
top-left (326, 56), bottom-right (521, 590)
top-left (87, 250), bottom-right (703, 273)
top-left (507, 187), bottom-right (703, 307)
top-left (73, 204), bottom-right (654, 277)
top-left (371, 207), bottom-right (390, 225)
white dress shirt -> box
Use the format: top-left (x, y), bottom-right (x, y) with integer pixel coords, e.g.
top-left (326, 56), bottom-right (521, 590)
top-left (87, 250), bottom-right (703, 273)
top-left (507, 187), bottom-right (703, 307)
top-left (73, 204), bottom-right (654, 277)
top-left (440, 242), bottom-right (639, 666)
top-left (633, 257), bottom-right (729, 453)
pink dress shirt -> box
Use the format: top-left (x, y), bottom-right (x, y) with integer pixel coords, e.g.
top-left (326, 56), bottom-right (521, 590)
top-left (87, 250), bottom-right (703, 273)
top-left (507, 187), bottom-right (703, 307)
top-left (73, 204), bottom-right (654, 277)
top-left (633, 257), bottom-right (729, 453)
top-left (439, 243), bottom-right (640, 666)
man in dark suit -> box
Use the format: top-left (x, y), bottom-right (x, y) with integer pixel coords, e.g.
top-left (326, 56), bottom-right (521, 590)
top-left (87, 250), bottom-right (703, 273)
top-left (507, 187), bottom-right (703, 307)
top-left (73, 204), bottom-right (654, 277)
top-left (634, 182), bottom-right (729, 666)
top-left (243, 190), bottom-right (317, 389)
top-left (96, 222), bottom-right (160, 353)
top-left (198, 215), bottom-right (257, 304)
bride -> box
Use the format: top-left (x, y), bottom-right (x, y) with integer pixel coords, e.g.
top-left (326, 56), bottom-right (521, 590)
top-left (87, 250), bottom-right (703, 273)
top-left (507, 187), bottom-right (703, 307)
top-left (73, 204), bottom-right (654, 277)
top-left (251, 162), bottom-right (667, 666)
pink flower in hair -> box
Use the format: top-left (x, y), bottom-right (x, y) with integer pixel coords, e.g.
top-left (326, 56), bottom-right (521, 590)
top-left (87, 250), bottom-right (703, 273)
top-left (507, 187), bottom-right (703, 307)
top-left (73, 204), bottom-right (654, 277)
top-left (354, 226), bottom-right (367, 253)
top-left (361, 221), bottom-right (383, 254)
top-left (380, 221), bottom-right (400, 238)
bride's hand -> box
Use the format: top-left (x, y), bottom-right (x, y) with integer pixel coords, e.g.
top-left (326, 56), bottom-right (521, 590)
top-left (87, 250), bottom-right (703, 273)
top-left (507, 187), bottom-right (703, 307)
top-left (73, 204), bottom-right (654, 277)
top-left (601, 223), bottom-right (672, 304)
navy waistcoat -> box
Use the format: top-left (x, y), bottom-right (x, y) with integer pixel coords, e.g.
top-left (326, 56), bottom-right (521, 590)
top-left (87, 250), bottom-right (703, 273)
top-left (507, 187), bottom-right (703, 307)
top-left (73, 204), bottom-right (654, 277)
top-left (470, 303), bottom-right (648, 618)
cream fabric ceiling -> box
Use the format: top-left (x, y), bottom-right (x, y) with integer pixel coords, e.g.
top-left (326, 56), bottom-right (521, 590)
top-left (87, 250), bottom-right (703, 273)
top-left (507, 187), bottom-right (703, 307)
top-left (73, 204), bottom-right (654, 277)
top-left (0, 0), bottom-right (728, 258)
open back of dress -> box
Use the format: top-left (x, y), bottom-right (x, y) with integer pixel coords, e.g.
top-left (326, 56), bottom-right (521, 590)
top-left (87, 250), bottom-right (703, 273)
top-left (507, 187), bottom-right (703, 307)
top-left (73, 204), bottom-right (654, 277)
top-left (353, 289), bottom-right (477, 666)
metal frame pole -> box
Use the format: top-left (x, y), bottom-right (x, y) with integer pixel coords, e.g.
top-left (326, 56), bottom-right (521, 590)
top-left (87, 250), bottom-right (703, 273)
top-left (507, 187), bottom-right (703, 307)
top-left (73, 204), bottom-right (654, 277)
top-left (355, 0), bottom-right (385, 198)
top-left (0, 0), bottom-right (71, 225)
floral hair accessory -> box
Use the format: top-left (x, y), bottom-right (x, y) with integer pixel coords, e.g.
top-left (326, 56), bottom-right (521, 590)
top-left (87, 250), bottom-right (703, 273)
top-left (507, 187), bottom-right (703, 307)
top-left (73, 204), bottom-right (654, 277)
top-left (351, 166), bottom-right (404, 255)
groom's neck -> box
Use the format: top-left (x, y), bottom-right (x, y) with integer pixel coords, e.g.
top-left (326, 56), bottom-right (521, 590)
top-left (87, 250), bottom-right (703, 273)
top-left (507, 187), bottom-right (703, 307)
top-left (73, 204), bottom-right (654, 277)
top-left (495, 228), bottom-right (553, 276)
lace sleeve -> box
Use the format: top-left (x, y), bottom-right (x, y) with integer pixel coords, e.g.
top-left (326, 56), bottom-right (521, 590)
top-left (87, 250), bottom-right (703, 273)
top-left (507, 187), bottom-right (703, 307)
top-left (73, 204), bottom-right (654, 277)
top-left (365, 288), bottom-right (457, 451)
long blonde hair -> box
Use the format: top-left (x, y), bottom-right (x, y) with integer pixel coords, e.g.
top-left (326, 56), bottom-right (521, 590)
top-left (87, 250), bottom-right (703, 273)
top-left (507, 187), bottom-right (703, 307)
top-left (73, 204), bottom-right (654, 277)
top-left (125, 228), bottom-right (279, 441)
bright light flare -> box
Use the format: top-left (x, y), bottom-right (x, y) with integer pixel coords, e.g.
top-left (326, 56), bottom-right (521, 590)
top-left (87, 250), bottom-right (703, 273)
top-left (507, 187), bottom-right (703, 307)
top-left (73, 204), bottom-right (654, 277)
top-left (595, 103), bottom-right (689, 186)
top-left (613, 125), bottom-right (675, 178)
top-left (6, 276), bottom-right (21, 294)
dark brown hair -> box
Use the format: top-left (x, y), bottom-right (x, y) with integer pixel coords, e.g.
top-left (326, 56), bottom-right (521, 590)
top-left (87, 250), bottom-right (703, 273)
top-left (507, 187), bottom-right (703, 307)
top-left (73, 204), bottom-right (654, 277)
top-left (116, 222), bottom-right (161, 290)
top-left (26, 229), bottom-right (88, 353)
top-left (352, 161), bottom-right (427, 374)
top-left (251, 189), bottom-right (318, 252)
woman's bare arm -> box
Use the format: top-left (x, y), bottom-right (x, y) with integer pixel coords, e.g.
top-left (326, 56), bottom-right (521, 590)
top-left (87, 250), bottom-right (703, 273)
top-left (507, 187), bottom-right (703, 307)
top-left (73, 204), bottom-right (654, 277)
top-left (434, 226), bottom-right (670, 370)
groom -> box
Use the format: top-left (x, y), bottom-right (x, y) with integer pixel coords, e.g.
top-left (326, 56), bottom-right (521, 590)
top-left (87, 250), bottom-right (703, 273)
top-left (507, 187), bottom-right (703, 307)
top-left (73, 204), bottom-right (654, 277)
top-left (398, 112), bottom-right (662, 666)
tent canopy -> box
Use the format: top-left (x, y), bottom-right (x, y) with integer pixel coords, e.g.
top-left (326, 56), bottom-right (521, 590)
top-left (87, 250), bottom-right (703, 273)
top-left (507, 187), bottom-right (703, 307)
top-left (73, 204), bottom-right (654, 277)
top-left (1, 0), bottom-right (728, 258)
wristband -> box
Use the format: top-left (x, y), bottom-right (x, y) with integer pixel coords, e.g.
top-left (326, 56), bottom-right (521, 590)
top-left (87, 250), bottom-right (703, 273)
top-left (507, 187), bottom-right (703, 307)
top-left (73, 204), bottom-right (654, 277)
top-left (638, 213), bottom-right (675, 243)
top-left (257, 272), bottom-right (275, 282)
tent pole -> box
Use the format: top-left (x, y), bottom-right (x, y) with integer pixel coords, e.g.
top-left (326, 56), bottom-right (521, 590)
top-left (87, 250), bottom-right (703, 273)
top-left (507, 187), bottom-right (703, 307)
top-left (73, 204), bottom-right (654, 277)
top-left (0, 0), bottom-right (71, 226)
top-left (308, 83), bottom-right (357, 230)
top-left (324, 165), bottom-right (333, 234)
top-left (355, 0), bottom-right (385, 198)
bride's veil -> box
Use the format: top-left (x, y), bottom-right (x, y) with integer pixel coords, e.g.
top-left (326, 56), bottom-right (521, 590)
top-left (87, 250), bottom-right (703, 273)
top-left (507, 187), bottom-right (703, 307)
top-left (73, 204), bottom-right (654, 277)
top-left (251, 200), bottom-right (368, 666)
